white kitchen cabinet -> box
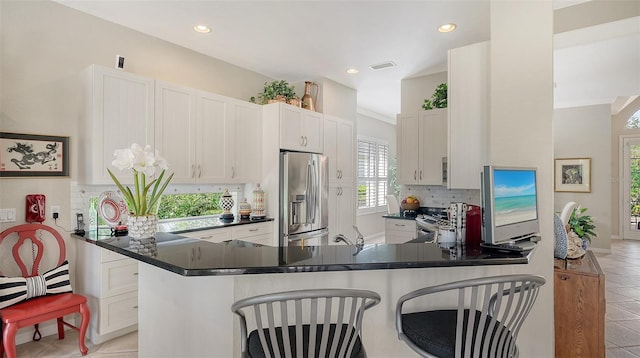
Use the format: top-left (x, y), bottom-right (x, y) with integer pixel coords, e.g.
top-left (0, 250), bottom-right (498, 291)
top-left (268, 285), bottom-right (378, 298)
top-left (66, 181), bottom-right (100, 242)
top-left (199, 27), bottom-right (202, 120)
top-left (155, 81), bottom-right (200, 183)
top-left (179, 227), bottom-right (232, 243)
top-left (225, 100), bottom-right (262, 183)
top-left (324, 115), bottom-right (355, 183)
top-left (397, 109), bottom-right (447, 185)
top-left (83, 65), bottom-right (155, 185)
top-left (384, 218), bottom-right (416, 244)
top-left (328, 184), bottom-right (355, 242)
top-left (231, 221), bottom-right (274, 246)
top-left (76, 240), bottom-right (139, 344)
top-left (264, 102), bottom-right (323, 153)
top-left (447, 41), bottom-right (489, 189)
top-left (155, 81), bottom-right (261, 184)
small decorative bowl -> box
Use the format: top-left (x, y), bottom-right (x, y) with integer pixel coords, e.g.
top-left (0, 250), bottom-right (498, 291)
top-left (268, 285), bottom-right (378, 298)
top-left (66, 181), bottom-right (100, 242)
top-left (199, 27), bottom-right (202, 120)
top-left (401, 202), bottom-right (420, 211)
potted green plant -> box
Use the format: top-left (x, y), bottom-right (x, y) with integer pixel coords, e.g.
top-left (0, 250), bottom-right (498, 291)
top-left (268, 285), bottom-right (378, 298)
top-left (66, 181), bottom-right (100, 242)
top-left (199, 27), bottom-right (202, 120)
top-left (422, 83), bottom-right (448, 110)
top-left (568, 206), bottom-right (596, 244)
top-left (251, 80), bottom-right (297, 105)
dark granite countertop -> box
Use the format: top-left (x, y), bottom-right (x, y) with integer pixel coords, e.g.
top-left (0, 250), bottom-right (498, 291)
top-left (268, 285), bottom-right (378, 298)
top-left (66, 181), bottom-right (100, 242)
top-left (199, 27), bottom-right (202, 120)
top-left (74, 230), bottom-right (535, 277)
top-left (157, 217), bottom-right (274, 234)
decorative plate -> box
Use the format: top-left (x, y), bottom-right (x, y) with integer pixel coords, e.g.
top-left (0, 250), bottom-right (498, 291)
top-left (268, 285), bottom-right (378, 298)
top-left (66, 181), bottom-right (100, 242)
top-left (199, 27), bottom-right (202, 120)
top-left (98, 191), bottom-right (129, 227)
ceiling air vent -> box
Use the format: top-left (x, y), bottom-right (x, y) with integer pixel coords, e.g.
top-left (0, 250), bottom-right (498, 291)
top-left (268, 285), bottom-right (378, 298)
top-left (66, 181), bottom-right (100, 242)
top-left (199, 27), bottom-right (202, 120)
top-left (369, 61), bottom-right (396, 71)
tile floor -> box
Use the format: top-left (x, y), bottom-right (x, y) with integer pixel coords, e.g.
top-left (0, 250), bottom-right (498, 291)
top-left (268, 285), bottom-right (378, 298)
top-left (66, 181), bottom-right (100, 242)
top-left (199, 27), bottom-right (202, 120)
top-left (596, 239), bottom-right (640, 358)
top-left (9, 239), bottom-right (640, 357)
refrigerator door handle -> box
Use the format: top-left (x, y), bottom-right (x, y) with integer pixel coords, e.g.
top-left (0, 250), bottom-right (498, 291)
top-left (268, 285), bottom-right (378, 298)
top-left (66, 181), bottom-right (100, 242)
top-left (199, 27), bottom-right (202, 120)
top-left (305, 160), bottom-right (312, 225)
top-left (310, 159), bottom-right (317, 224)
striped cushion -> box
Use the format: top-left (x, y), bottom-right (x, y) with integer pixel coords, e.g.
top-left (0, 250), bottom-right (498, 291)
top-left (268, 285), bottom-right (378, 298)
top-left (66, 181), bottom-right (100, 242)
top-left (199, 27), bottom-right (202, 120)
top-left (0, 260), bottom-right (73, 309)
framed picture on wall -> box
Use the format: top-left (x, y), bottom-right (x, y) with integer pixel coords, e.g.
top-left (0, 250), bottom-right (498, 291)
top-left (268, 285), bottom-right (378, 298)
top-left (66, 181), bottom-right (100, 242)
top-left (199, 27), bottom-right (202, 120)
top-left (554, 157), bottom-right (591, 192)
top-left (0, 132), bottom-right (69, 177)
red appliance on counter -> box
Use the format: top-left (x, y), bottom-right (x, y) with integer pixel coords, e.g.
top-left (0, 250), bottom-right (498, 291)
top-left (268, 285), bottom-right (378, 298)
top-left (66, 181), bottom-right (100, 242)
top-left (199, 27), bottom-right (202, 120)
top-left (465, 204), bottom-right (482, 251)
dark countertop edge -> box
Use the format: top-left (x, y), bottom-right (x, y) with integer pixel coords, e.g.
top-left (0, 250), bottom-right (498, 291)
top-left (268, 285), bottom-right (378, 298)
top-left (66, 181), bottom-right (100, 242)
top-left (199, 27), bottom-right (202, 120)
top-left (166, 217), bottom-right (274, 235)
top-left (382, 214), bottom-right (416, 220)
top-left (80, 235), bottom-right (533, 277)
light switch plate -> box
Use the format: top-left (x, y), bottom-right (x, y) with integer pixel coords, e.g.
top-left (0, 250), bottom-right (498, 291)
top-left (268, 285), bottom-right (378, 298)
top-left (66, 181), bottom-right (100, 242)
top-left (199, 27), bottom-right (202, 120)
top-left (0, 208), bottom-right (16, 222)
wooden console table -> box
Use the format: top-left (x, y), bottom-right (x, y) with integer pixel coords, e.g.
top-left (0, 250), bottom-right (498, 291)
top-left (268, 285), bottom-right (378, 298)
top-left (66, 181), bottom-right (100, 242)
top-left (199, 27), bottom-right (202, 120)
top-left (554, 250), bottom-right (605, 357)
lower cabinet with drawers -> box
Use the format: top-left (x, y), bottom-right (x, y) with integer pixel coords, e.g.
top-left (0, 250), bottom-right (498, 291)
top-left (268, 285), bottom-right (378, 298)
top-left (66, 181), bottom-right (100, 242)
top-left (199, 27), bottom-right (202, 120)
top-left (76, 240), bottom-right (139, 344)
top-left (180, 221), bottom-right (273, 246)
top-left (384, 217), bottom-right (416, 244)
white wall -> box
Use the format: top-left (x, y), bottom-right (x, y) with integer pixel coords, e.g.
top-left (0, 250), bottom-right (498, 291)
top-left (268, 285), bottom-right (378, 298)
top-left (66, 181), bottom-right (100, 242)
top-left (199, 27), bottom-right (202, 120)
top-left (554, 105), bottom-right (612, 251)
top-left (400, 71), bottom-right (448, 114)
top-left (356, 112), bottom-right (397, 238)
top-left (488, 1), bottom-right (554, 356)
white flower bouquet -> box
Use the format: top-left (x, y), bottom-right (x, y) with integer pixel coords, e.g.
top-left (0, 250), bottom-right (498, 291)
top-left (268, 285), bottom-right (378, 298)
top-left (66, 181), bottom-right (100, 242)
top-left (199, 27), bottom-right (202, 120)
top-left (107, 143), bottom-right (174, 216)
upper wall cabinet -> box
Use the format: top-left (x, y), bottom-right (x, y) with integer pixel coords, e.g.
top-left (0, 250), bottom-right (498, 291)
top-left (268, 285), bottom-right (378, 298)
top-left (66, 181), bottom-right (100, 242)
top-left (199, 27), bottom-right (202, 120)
top-left (397, 109), bottom-right (447, 185)
top-left (264, 103), bottom-right (323, 153)
top-left (155, 81), bottom-right (262, 184)
top-left (225, 100), bottom-right (262, 183)
top-left (323, 115), bottom-right (354, 183)
top-left (154, 81), bottom-right (200, 183)
top-left (447, 41), bottom-right (489, 189)
top-left (83, 65), bottom-right (155, 185)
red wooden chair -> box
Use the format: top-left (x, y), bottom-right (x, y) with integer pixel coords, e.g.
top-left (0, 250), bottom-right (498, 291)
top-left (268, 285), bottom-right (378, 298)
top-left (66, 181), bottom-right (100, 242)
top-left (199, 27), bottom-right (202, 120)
top-left (0, 223), bottom-right (90, 357)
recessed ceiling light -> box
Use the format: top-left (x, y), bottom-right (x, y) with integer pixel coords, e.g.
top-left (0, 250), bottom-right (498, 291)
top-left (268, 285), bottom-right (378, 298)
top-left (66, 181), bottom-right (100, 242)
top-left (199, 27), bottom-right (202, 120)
top-left (193, 25), bottom-right (211, 33)
top-left (346, 68), bottom-right (359, 74)
top-left (438, 23), bottom-right (457, 33)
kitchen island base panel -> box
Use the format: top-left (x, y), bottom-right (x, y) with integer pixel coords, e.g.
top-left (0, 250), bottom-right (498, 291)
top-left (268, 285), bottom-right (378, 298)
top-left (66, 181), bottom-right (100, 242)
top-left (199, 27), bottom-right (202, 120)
top-left (137, 262), bottom-right (540, 357)
top-left (138, 263), bottom-right (235, 358)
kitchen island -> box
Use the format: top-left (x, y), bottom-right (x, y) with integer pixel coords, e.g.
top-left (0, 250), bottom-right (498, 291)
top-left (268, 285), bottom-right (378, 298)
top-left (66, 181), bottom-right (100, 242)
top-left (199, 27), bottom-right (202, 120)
top-left (75, 232), bottom-right (537, 357)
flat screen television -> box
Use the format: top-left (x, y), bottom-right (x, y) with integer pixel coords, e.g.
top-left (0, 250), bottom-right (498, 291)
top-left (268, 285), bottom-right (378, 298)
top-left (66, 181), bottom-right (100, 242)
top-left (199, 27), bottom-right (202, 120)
top-left (481, 165), bottom-right (539, 245)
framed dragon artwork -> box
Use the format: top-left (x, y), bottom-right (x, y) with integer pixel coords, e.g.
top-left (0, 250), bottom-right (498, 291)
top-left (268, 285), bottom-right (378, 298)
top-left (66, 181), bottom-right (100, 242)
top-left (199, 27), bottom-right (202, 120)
top-left (0, 132), bottom-right (69, 177)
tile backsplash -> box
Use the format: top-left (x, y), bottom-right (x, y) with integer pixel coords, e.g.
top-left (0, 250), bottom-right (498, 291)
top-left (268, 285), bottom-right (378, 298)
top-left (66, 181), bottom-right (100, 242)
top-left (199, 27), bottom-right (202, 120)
top-left (400, 185), bottom-right (480, 208)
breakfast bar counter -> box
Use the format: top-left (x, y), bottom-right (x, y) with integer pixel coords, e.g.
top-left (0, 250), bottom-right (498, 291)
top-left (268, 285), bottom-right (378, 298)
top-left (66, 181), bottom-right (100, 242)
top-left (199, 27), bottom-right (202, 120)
top-left (74, 233), bottom-right (537, 357)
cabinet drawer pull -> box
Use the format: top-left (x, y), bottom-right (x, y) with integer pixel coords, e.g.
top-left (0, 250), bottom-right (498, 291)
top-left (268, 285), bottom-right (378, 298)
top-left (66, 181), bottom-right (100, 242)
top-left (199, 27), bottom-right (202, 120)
top-left (133, 272), bottom-right (139, 276)
top-left (395, 224), bottom-right (405, 227)
top-left (133, 305), bottom-right (139, 309)
top-left (249, 228), bottom-right (259, 232)
top-left (560, 275), bottom-right (570, 280)
top-left (202, 235), bottom-right (213, 239)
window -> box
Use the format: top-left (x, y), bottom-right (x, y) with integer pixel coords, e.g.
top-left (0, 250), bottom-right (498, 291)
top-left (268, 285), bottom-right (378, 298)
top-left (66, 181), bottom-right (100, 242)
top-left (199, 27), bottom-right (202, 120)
top-left (626, 109), bottom-right (640, 129)
top-left (357, 138), bottom-right (388, 213)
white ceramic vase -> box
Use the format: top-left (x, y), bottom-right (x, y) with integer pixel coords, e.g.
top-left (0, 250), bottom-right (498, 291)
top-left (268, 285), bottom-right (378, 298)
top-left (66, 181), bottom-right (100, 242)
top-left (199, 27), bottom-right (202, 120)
top-left (128, 214), bottom-right (158, 240)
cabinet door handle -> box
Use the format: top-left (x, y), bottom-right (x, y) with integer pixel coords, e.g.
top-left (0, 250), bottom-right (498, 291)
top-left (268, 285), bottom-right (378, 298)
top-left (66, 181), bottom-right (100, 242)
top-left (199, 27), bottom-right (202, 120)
top-left (191, 164), bottom-right (196, 178)
top-left (198, 247), bottom-right (201, 260)
top-left (231, 166), bottom-right (236, 178)
top-left (339, 170), bottom-right (342, 179)
top-left (560, 275), bottom-right (570, 281)
top-left (414, 170), bottom-right (417, 180)
top-left (198, 165), bottom-right (202, 178)
top-left (420, 170), bottom-right (422, 180)
top-left (304, 136), bottom-right (308, 146)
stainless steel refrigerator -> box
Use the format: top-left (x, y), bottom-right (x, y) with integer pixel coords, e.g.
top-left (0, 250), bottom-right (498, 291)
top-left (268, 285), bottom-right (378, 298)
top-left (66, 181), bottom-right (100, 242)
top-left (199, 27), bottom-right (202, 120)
top-left (280, 152), bottom-right (329, 246)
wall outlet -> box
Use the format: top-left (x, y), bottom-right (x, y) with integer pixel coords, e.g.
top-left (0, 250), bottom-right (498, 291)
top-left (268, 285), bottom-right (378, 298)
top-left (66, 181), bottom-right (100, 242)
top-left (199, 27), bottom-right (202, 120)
top-left (51, 205), bottom-right (61, 219)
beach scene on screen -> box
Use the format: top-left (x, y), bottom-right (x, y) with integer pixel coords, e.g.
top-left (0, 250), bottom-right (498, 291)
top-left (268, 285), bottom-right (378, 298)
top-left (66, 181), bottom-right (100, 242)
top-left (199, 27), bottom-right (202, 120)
top-left (493, 170), bottom-right (537, 227)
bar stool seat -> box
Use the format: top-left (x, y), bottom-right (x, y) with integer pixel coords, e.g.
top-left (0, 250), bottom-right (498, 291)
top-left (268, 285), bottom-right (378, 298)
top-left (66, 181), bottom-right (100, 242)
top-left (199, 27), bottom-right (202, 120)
top-left (232, 288), bottom-right (380, 358)
top-left (396, 275), bottom-right (545, 358)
